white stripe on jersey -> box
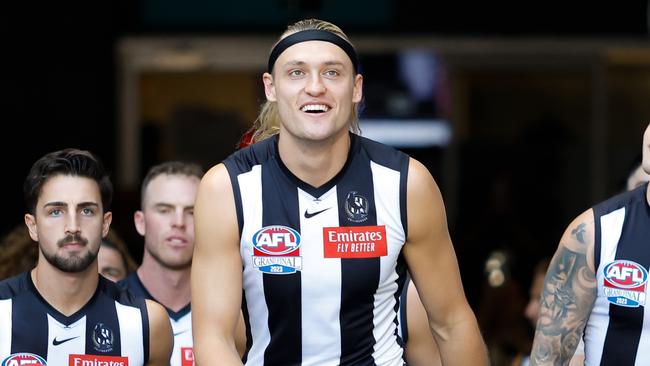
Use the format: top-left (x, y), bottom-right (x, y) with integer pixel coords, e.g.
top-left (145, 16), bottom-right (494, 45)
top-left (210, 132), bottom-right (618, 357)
top-left (170, 312), bottom-right (193, 366)
top-left (238, 165), bottom-right (270, 366)
top-left (46, 314), bottom-right (86, 365)
top-left (371, 161), bottom-right (405, 365)
top-left (585, 207), bottom-right (625, 366)
top-left (299, 186), bottom-right (341, 366)
top-left (637, 303), bottom-right (650, 365)
top-left (0, 299), bottom-right (12, 357)
top-left (116, 301), bottom-right (144, 365)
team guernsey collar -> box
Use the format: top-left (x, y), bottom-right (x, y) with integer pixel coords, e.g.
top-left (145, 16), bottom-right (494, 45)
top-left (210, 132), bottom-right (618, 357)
top-left (267, 29), bottom-right (359, 74)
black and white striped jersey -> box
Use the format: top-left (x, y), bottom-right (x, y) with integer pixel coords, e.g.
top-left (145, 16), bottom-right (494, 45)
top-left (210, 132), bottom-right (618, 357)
top-left (120, 272), bottom-right (193, 366)
top-left (586, 182), bottom-right (650, 365)
top-left (0, 272), bottom-right (149, 366)
top-left (224, 133), bottom-right (410, 366)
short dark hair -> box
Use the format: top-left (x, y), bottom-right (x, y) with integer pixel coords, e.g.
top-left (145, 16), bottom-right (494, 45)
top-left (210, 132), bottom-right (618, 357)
top-left (24, 148), bottom-right (113, 214)
top-left (140, 161), bottom-right (204, 206)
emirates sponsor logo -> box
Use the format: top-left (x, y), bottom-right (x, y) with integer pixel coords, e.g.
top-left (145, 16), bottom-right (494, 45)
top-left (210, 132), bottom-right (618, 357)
top-left (68, 354), bottom-right (128, 366)
top-left (323, 225), bottom-right (388, 258)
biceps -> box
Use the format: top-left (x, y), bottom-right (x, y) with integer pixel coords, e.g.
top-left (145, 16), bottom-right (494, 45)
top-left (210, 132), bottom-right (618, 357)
top-left (539, 245), bottom-right (597, 332)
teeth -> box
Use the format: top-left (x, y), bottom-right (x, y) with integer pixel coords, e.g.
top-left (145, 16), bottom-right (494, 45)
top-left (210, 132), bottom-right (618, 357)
top-left (301, 104), bottom-right (329, 112)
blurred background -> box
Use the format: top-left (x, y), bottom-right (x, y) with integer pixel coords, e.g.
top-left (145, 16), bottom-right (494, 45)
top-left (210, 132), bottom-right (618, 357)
top-left (2, 1), bottom-right (650, 364)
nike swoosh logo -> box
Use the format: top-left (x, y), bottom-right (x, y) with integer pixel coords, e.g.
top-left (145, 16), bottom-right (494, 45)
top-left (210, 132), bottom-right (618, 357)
top-left (174, 329), bottom-right (189, 336)
top-left (304, 207), bottom-right (331, 218)
top-left (52, 336), bottom-right (79, 346)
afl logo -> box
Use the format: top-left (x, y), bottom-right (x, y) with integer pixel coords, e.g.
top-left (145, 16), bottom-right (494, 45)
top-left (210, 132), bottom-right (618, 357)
top-left (604, 260), bottom-right (648, 289)
top-left (2, 353), bottom-right (47, 366)
top-left (252, 225), bottom-right (301, 255)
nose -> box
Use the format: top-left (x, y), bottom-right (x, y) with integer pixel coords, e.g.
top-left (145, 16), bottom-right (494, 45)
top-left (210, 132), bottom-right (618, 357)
top-left (171, 209), bottom-right (186, 228)
top-left (305, 73), bottom-right (326, 96)
top-left (65, 213), bottom-right (81, 234)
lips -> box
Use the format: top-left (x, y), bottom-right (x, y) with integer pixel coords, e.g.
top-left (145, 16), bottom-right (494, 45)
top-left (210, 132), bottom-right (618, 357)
top-left (166, 236), bottom-right (188, 246)
top-left (300, 103), bottom-right (330, 113)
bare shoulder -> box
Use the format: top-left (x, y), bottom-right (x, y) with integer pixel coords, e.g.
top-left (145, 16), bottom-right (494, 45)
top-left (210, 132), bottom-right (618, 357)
top-left (405, 157), bottom-right (447, 244)
top-left (559, 208), bottom-right (596, 272)
top-left (199, 163), bottom-right (231, 189)
top-left (145, 299), bottom-right (170, 323)
top-left (407, 158), bottom-right (438, 192)
top-left (145, 299), bottom-right (173, 366)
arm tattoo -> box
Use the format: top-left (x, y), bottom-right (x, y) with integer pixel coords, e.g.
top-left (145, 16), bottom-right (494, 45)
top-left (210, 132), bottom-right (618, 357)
top-left (571, 223), bottom-right (587, 245)
top-left (530, 223), bottom-right (597, 366)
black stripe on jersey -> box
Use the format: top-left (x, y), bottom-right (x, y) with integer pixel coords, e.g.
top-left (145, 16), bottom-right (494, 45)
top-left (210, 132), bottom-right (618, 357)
top-left (108, 277), bottom-right (151, 362)
top-left (337, 152), bottom-right (380, 366)
top-left (119, 273), bottom-right (191, 321)
top-left (596, 187), bottom-right (650, 365)
top-left (85, 289), bottom-right (122, 356)
top-left (393, 253), bottom-right (408, 349)
top-left (10, 274), bottom-right (48, 357)
top-left (241, 290), bottom-right (252, 363)
top-left (594, 208), bottom-right (602, 273)
top-left (398, 275), bottom-right (410, 346)
top-left (261, 159), bottom-right (302, 366)
top-left (225, 136), bottom-right (277, 236)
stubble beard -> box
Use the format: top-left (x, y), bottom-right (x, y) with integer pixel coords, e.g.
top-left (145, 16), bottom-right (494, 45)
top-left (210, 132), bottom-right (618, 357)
top-left (41, 234), bottom-right (98, 273)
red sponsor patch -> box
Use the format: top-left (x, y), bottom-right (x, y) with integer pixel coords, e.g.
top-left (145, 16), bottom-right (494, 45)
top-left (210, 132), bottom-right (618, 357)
top-left (323, 225), bottom-right (388, 258)
top-left (181, 347), bottom-right (194, 366)
top-left (68, 354), bottom-right (128, 366)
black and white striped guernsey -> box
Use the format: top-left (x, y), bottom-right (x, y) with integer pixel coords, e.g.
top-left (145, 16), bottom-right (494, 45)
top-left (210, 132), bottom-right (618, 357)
top-left (120, 273), bottom-right (193, 366)
top-left (0, 272), bottom-right (150, 366)
top-left (224, 133), bottom-right (410, 366)
top-left (586, 182), bottom-right (650, 365)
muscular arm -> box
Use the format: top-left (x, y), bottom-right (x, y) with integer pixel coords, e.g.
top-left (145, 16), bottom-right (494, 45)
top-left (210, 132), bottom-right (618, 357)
top-left (191, 164), bottom-right (244, 365)
top-left (402, 158), bottom-right (488, 366)
top-left (530, 209), bottom-right (597, 366)
top-left (145, 300), bottom-right (173, 366)
top-left (403, 280), bottom-right (442, 366)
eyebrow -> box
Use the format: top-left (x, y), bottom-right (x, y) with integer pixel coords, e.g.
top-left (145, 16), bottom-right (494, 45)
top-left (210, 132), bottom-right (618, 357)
top-left (43, 202), bottom-right (100, 209)
top-left (153, 202), bottom-right (194, 210)
top-left (282, 60), bottom-right (346, 68)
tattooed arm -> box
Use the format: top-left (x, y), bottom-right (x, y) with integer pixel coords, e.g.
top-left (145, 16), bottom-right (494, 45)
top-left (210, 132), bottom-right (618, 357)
top-left (530, 209), bottom-right (598, 366)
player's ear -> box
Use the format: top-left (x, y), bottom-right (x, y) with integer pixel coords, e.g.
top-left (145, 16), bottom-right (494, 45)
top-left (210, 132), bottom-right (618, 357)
top-left (102, 211), bottom-right (112, 238)
top-left (263, 73), bottom-right (277, 102)
top-left (24, 214), bottom-right (38, 242)
top-left (134, 210), bottom-right (146, 236)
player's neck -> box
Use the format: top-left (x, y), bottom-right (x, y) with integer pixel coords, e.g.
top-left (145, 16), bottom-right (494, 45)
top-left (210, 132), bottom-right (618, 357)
top-left (32, 261), bottom-right (99, 316)
top-left (278, 131), bottom-right (351, 188)
top-left (137, 258), bottom-right (191, 311)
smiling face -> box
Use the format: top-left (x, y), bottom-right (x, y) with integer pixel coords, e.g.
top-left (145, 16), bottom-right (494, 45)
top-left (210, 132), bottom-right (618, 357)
top-left (134, 174), bottom-right (200, 270)
top-left (263, 40), bottom-right (363, 145)
top-left (25, 175), bottom-right (111, 274)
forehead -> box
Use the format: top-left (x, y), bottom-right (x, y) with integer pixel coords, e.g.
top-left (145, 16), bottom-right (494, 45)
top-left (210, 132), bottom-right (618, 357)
top-left (38, 175), bottom-right (101, 207)
top-left (276, 40), bottom-right (353, 68)
top-left (144, 174), bottom-right (200, 204)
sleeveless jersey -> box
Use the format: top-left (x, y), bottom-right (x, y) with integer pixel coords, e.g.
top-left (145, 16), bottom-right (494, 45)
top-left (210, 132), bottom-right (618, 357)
top-left (224, 133), bottom-right (410, 366)
top-left (0, 272), bottom-right (149, 366)
top-left (120, 273), bottom-right (193, 366)
top-left (585, 182), bottom-right (650, 365)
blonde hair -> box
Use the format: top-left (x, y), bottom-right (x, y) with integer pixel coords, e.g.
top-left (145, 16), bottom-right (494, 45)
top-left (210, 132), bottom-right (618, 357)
top-left (251, 19), bottom-right (361, 143)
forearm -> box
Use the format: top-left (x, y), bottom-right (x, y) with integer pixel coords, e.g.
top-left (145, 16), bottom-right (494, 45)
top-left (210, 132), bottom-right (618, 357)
top-left (529, 331), bottom-right (581, 366)
top-left (194, 336), bottom-right (243, 366)
top-left (434, 317), bottom-right (489, 366)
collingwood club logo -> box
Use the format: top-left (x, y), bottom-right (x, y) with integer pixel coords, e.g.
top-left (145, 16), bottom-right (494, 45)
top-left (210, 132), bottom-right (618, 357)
top-left (92, 323), bottom-right (115, 353)
top-left (345, 191), bottom-right (368, 223)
